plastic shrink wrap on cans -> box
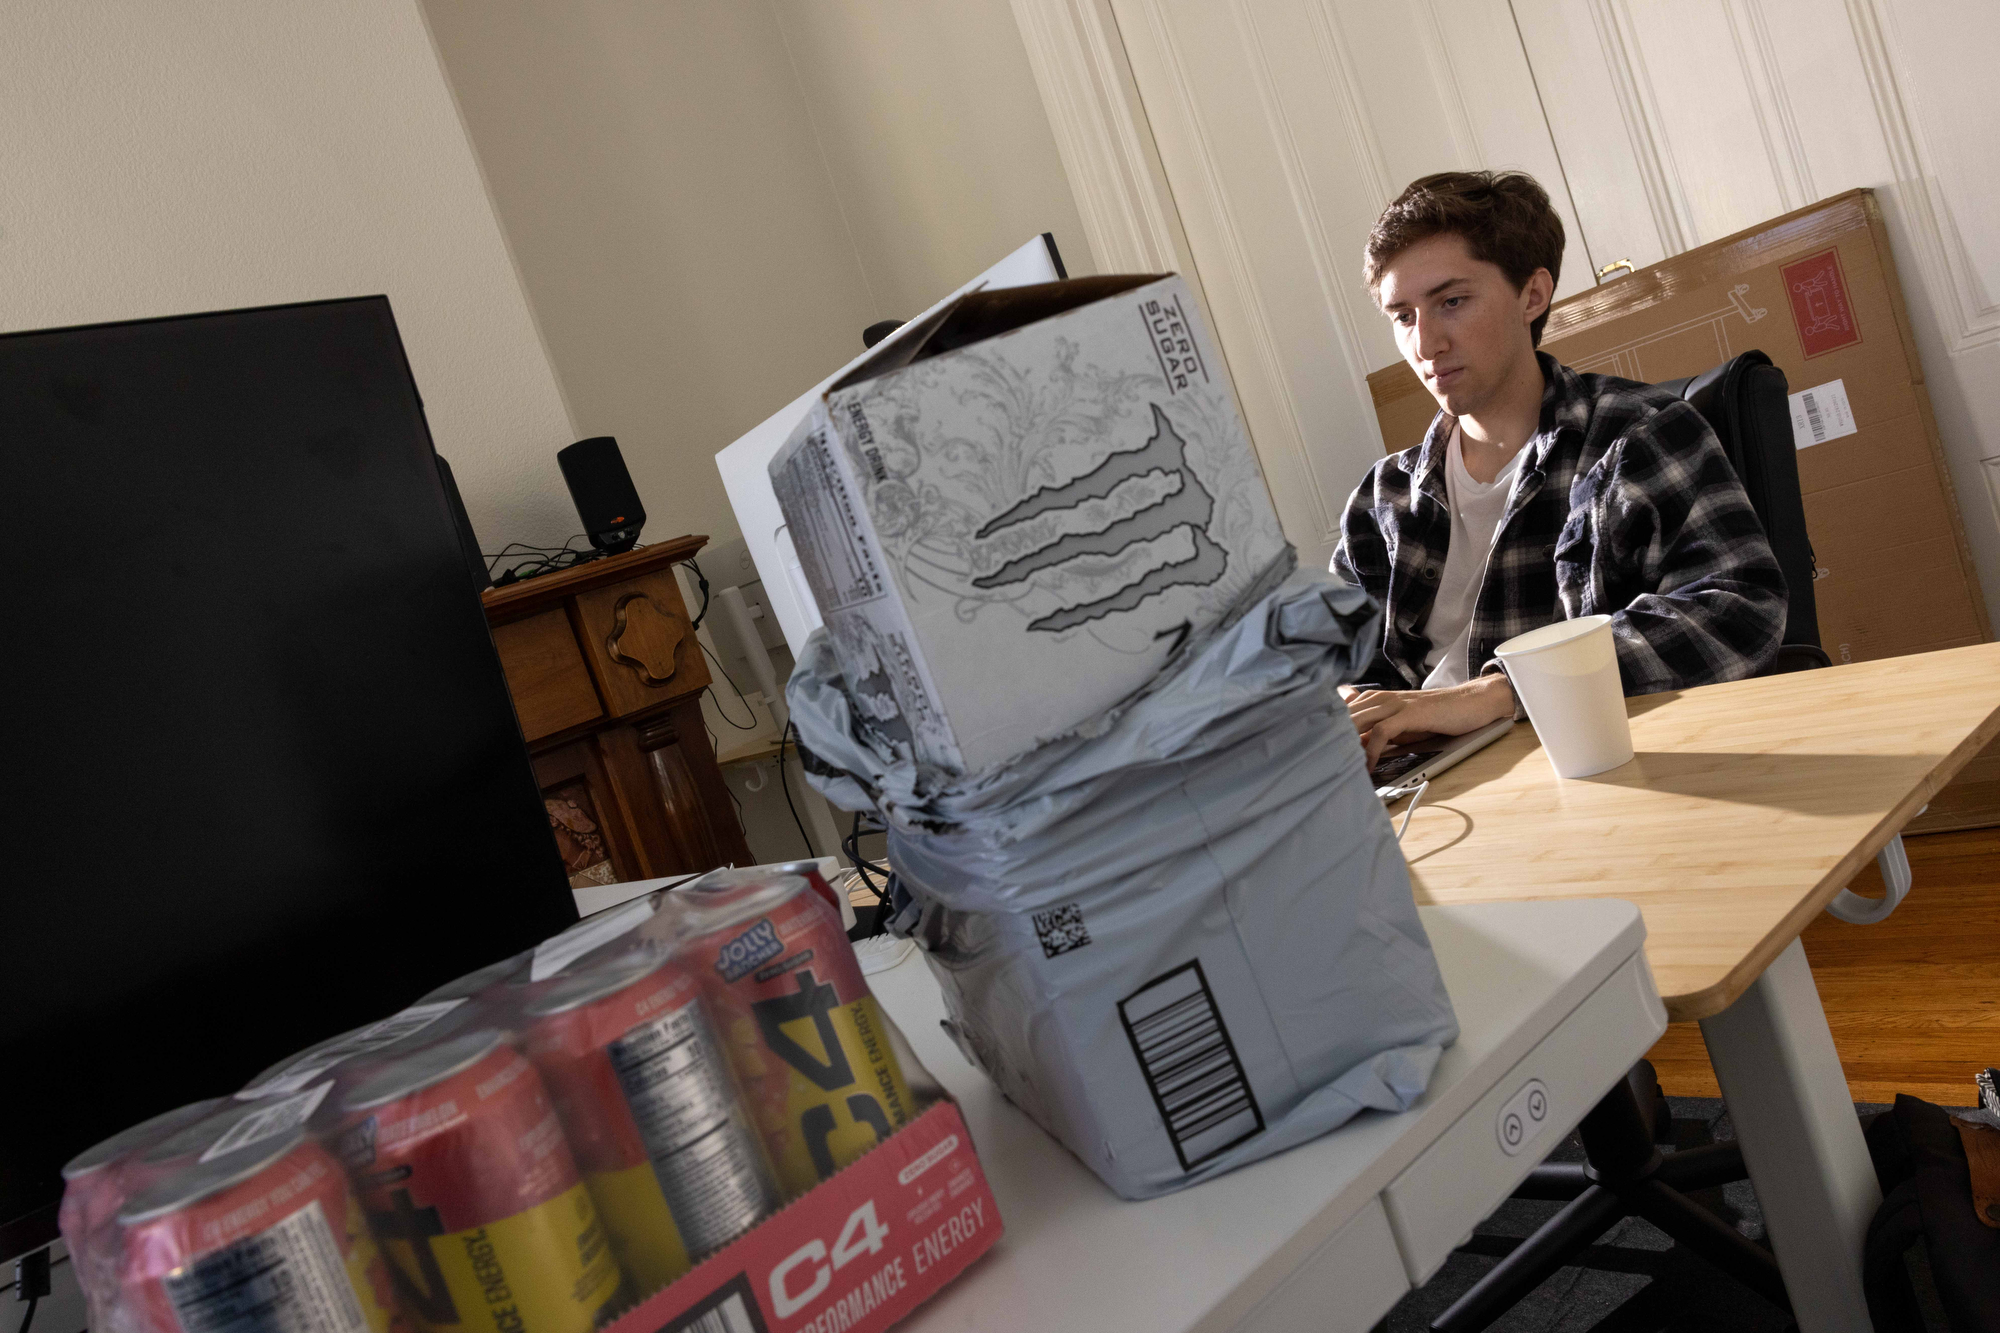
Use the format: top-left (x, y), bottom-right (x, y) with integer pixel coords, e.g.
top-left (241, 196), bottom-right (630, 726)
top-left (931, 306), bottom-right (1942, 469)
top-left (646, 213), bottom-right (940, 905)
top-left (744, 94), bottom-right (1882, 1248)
top-left (56, 874), bottom-right (954, 1333)
top-left (787, 567), bottom-right (1462, 1199)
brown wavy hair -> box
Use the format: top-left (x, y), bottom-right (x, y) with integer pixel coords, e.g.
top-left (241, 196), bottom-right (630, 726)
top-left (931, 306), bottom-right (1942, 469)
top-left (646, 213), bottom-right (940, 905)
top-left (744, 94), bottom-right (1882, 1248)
top-left (1364, 171), bottom-right (1565, 346)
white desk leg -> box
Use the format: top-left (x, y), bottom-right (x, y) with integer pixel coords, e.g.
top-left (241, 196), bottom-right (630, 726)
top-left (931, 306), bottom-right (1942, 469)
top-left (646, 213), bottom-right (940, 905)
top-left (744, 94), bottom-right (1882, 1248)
top-left (1700, 938), bottom-right (1880, 1333)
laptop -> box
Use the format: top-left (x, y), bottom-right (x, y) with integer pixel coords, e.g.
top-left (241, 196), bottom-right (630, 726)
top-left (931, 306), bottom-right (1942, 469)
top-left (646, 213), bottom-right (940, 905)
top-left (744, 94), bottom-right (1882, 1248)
top-left (1372, 717), bottom-right (1515, 801)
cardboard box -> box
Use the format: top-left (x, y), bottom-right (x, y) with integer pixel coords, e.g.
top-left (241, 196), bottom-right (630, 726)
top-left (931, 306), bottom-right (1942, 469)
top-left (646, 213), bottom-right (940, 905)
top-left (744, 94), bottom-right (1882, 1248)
top-left (611, 1098), bottom-right (998, 1333)
top-left (770, 275), bottom-right (1290, 774)
top-left (1367, 188), bottom-right (1991, 666)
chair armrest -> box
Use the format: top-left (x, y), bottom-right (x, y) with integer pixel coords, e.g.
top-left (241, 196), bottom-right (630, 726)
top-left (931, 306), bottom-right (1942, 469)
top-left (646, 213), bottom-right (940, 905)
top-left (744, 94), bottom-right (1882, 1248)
top-left (1763, 643), bottom-right (1833, 675)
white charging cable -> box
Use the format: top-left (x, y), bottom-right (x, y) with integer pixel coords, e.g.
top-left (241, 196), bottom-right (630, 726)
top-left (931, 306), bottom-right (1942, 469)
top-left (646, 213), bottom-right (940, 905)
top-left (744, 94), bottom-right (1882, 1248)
top-left (1393, 779), bottom-right (1431, 842)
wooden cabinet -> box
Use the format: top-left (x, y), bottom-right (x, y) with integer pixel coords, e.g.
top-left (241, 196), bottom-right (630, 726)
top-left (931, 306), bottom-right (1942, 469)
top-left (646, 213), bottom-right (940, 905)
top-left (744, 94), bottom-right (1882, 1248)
top-left (483, 536), bottom-right (751, 890)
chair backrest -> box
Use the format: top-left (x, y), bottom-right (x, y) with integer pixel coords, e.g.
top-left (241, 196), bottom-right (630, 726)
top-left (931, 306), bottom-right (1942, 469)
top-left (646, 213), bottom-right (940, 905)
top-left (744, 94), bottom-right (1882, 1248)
top-left (1653, 351), bottom-right (1823, 652)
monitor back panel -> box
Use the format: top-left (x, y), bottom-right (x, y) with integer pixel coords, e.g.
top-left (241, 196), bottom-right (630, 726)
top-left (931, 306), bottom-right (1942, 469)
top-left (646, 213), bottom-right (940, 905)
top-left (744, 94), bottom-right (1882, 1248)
top-left (0, 297), bottom-right (574, 1252)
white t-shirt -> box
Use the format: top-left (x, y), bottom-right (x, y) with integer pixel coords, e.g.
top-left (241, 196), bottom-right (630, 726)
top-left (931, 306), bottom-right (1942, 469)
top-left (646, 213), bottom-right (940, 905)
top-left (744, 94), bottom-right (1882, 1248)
top-left (1420, 427), bottom-right (1525, 689)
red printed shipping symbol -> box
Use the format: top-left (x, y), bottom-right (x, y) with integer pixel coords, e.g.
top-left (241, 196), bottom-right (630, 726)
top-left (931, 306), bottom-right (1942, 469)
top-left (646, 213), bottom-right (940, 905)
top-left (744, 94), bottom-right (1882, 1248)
top-left (1782, 248), bottom-right (1861, 359)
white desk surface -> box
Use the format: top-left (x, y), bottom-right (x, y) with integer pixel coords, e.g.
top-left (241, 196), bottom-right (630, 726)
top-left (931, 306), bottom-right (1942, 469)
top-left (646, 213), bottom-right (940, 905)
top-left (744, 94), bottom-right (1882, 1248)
top-left (873, 898), bottom-right (1654, 1333)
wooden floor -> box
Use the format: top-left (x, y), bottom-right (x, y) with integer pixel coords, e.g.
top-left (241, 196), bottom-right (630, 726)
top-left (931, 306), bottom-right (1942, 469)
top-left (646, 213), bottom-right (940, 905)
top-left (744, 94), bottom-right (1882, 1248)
top-left (1647, 825), bottom-right (2000, 1104)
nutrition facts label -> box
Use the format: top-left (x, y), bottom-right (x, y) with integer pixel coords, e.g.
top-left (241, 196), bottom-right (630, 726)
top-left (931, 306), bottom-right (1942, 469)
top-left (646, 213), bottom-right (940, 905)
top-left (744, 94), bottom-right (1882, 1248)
top-left (610, 1005), bottom-right (779, 1255)
top-left (163, 1201), bottom-right (367, 1333)
top-left (772, 428), bottom-right (886, 615)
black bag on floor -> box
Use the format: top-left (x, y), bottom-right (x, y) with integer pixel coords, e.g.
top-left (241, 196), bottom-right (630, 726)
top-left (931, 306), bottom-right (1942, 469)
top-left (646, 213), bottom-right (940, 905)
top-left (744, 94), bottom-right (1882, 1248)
top-left (1864, 1094), bottom-right (2000, 1333)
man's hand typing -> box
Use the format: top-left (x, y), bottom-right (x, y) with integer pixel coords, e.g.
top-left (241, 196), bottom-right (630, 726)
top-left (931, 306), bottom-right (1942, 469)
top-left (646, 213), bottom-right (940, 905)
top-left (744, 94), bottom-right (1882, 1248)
top-left (1341, 672), bottom-right (1517, 769)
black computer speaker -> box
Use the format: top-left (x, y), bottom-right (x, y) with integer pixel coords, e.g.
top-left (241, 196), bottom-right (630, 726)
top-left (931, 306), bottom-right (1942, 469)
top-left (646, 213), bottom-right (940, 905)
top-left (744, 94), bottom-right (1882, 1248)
top-left (558, 436), bottom-right (646, 553)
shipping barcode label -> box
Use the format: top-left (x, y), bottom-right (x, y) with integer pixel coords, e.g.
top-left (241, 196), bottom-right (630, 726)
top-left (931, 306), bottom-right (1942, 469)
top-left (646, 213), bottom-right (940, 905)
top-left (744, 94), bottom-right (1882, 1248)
top-left (201, 1082), bottom-right (332, 1162)
top-left (1118, 959), bottom-right (1264, 1171)
top-left (239, 1000), bottom-right (466, 1098)
top-left (162, 1199), bottom-right (368, 1333)
top-left (1789, 378), bottom-right (1858, 449)
top-left (531, 894), bottom-right (658, 981)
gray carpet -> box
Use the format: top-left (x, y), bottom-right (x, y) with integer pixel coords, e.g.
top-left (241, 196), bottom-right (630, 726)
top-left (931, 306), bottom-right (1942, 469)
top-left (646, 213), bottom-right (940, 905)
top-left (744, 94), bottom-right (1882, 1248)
top-left (1371, 1097), bottom-right (1922, 1333)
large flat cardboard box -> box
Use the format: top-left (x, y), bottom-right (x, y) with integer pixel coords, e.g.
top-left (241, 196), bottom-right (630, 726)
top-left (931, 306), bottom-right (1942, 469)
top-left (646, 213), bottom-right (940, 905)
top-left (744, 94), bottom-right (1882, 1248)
top-left (771, 274), bottom-right (1290, 774)
top-left (1367, 189), bottom-right (1997, 832)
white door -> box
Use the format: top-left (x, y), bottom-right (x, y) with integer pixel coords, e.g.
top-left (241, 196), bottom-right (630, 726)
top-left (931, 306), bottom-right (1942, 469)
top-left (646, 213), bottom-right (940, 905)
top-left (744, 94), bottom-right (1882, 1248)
top-left (1101, 0), bottom-right (1591, 574)
top-left (1506, 0), bottom-right (2000, 627)
top-left (1024, 0), bottom-right (2000, 622)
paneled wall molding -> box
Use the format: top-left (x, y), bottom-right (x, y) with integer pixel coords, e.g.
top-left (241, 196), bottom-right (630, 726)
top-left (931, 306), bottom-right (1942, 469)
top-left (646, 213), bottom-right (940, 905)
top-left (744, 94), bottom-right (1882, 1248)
top-left (1301, 0), bottom-right (1393, 206)
top-left (1584, 0), bottom-right (1694, 255)
top-left (1411, 0), bottom-right (1484, 171)
top-left (1844, 0), bottom-right (2000, 353)
top-left (1007, 0), bottom-right (1188, 276)
top-left (1123, 0), bottom-right (1345, 546)
top-left (1012, 0), bottom-right (1381, 554)
top-left (1234, 0), bottom-right (1381, 539)
top-left (1721, 0), bottom-right (1816, 213)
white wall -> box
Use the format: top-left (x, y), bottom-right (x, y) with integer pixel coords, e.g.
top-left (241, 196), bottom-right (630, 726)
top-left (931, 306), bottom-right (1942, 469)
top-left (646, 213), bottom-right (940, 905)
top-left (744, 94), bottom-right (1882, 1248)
top-left (771, 0), bottom-right (1094, 318)
top-left (417, 0), bottom-right (877, 556)
top-left (1099, 0), bottom-right (1581, 574)
top-left (420, 0), bottom-right (1091, 550)
top-left (0, 0), bottom-right (577, 551)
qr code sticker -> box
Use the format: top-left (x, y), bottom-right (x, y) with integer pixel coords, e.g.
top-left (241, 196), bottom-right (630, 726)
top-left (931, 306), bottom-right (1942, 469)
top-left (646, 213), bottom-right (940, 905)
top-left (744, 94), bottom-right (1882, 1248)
top-left (1032, 903), bottom-right (1091, 958)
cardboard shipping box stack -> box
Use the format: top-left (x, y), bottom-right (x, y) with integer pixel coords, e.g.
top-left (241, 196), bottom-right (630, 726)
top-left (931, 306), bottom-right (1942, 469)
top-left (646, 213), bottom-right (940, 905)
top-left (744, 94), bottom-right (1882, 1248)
top-left (772, 274), bottom-right (1290, 775)
top-left (1367, 188), bottom-right (1999, 833)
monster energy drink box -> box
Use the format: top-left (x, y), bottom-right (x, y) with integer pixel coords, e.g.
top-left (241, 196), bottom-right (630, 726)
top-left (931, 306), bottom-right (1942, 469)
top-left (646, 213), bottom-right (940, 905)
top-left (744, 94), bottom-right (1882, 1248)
top-left (768, 274), bottom-right (1290, 775)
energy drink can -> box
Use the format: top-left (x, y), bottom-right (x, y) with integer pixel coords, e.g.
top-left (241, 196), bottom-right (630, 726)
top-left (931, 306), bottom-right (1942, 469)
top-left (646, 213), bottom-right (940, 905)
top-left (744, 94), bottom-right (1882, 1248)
top-left (133, 1102), bottom-right (270, 1177)
top-left (240, 1028), bottom-right (376, 1099)
top-left (668, 873), bottom-right (915, 1196)
top-left (241, 1000), bottom-right (484, 1104)
top-left (335, 1029), bottom-right (623, 1333)
top-left (117, 1130), bottom-right (401, 1333)
top-left (61, 1100), bottom-right (232, 1333)
top-left (416, 955), bottom-right (532, 1008)
top-left (522, 951), bottom-right (780, 1294)
top-left (62, 1099), bottom-right (230, 1253)
top-left (137, 1076), bottom-right (344, 1183)
top-left (766, 861), bottom-right (843, 917)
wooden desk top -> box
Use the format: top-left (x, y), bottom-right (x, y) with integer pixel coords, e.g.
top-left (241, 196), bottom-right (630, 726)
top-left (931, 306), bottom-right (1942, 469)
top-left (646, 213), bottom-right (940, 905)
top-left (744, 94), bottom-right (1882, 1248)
top-left (1398, 642), bottom-right (2000, 1022)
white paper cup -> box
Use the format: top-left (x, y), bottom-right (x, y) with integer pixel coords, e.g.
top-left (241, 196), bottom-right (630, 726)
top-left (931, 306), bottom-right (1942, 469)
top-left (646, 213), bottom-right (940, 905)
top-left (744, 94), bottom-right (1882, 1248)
top-left (1493, 615), bottom-right (1634, 779)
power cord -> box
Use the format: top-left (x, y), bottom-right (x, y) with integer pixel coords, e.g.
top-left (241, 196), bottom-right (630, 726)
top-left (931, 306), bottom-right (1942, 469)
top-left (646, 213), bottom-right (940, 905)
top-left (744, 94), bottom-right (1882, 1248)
top-left (775, 722), bottom-right (815, 859)
top-left (679, 558), bottom-right (711, 630)
top-left (842, 810), bottom-right (898, 938)
top-left (1394, 779), bottom-right (1431, 842)
top-left (484, 535), bottom-right (600, 585)
top-left (0, 1249), bottom-right (64, 1297)
top-left (12, 1249), bottom-right (51, 1333)
top-left (698, 641), bottom-right (759, 731)
top-left (842, 811), bottom-right (892, 902)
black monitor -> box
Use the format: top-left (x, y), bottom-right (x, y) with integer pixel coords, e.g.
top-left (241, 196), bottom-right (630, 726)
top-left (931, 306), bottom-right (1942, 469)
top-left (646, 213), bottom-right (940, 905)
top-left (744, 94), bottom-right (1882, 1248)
top-left (0, 297), bottom-right (576, 1257)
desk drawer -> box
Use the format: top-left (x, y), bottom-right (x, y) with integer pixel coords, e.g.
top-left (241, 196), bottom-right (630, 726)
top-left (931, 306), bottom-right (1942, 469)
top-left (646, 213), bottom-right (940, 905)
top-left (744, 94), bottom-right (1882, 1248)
top-left (1235, 1196), bottom-right (1407, 1333)
top-left (492, 609), bottom-right (602, 742)
top-left (1382, 953), bottom-right (1667, 1284)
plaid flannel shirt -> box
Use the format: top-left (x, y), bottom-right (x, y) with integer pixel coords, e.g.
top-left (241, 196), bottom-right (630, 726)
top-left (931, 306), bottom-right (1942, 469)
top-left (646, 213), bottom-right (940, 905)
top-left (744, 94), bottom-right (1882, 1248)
top-left (1333, 353), bottom-right (1787, 695)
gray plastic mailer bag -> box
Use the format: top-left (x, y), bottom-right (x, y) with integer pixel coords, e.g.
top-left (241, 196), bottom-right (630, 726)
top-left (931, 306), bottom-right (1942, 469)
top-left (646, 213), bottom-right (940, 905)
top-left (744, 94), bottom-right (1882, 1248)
top-left (788, 570), bottom-right (1459, 1199)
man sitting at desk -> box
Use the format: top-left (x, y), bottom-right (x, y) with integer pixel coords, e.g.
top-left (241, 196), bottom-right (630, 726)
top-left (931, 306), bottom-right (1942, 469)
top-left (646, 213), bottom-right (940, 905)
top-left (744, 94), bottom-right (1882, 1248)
top-left (1333, 170), bottom-right (1787, 766)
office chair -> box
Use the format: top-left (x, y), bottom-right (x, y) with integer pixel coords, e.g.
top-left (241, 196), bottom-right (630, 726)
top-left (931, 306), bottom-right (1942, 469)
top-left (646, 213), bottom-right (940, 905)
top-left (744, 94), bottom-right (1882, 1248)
top-left (1661, 354), bottom-right (1914, 925)
top-left (1432, 350), bottom-right (1887, 1331)
top-left (1663, 352), bottom-right (1829, 673)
